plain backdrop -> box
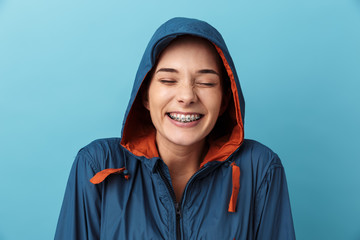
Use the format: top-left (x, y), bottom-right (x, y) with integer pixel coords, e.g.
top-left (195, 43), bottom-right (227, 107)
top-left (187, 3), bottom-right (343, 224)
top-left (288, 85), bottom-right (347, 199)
top-left (1, 0), bottom-right (359, 239)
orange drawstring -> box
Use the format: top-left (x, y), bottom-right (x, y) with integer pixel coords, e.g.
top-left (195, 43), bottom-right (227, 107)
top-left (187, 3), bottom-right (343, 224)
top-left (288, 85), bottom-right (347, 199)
top-left (91, 163), bottom-right (239, 212)
top-left (90, 167), bottom-right (130, 184)
top-left (228, 162), bottom-right (240, 212)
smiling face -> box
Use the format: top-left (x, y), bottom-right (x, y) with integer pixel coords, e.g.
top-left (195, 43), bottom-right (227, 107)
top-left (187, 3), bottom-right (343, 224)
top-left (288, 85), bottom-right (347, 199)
top-left (144, 36), bottom-right (225, 149)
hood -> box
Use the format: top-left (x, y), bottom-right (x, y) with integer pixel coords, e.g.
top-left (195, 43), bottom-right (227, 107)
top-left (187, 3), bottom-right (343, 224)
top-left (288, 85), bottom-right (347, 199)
top-left (120, 17), bottom-right (245, 166)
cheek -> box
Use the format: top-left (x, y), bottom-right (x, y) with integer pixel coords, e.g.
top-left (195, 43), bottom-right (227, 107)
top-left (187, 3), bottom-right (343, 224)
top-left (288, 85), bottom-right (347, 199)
top-left (148, 85), bottom-right (173, 112)
top-left (200, 90), bottom-right (223, 113)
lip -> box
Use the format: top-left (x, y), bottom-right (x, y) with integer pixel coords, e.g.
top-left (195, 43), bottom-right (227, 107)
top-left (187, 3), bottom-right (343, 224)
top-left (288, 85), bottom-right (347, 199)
top-left (167, 111), bottom-right (203, 115)
top-left (166, 112), bottom-right (203, 128)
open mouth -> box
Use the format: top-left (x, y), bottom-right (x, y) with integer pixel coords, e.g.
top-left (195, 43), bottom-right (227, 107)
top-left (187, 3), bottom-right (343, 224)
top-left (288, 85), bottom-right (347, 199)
top-left (167, 113), bottom-right (203, 123)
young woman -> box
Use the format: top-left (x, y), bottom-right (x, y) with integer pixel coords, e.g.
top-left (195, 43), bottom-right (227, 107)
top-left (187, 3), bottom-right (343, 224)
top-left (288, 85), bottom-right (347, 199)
top-left (55, 17), bottom-right (295, 239)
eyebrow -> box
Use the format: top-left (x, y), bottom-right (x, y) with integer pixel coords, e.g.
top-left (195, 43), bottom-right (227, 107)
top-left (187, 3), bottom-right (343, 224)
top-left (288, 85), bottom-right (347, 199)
top-left (156, 68), bottom-right (219, 76)
top-left (156, 68), bottom-right (179, 74)
top-left (197, 69), bottom-right (220, 76)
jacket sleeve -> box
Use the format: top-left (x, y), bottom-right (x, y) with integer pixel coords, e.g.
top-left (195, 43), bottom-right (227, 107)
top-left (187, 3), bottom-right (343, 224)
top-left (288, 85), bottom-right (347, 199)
top-left (254, 156), bottom-right (296, 240)
top-left (55, 148), bottom-right (101, 240)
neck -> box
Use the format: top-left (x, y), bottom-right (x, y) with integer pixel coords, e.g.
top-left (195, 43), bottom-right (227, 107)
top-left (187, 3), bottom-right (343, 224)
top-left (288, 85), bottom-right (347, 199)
top-left (156, 133), bottom-right (207, 201)
top-left (156, 137), bottom-right (206, 172)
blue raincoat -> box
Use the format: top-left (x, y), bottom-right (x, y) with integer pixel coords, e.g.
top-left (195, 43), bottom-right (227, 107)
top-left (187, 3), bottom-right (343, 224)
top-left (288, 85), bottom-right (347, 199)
top-left (55, 17), bottom-right (295, 239)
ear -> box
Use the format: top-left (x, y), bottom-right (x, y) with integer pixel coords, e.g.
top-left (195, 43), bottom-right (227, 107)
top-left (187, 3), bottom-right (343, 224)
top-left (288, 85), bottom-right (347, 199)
top-left (142, 89), bottom-right (150, 110)
top-left (219, 89), bottom-right (231, 116)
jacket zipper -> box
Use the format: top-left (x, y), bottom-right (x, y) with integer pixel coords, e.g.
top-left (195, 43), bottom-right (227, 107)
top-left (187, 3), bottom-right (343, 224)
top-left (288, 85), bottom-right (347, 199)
top-left (157, 164), bottom-right (182, 240)
top-left (157, 163), bottom-right (211, 240)
top-left (175, 202), bottom-right (181, 240)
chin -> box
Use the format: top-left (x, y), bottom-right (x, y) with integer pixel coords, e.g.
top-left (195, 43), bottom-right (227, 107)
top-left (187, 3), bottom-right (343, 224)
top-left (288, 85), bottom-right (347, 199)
top-left (167, 134), bottom-right (205, 147)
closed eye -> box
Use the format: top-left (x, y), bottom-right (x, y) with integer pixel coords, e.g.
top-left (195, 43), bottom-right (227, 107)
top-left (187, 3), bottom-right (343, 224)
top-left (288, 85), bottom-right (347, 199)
top-left (159, 79), bottom-right (177, 84)
top-left (196, 82), bottom-right (218, 87)
top-left (198, 83), bottom-right (216, 86)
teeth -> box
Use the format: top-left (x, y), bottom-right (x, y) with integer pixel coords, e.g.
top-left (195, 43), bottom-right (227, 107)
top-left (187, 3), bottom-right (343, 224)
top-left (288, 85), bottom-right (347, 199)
top-left (168, 113), bottom-right (202, 123)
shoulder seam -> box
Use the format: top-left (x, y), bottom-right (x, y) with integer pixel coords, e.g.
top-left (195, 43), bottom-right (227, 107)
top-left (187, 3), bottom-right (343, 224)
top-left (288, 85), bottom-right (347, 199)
top-left (255, 157), bottom-right (283, 196)
top-left (78, 148), bottom-right (101, 173)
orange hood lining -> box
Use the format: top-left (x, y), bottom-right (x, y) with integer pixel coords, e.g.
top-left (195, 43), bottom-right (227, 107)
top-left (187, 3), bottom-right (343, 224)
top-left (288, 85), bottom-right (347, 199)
top-left (120, 44), bottom-right (244, 166)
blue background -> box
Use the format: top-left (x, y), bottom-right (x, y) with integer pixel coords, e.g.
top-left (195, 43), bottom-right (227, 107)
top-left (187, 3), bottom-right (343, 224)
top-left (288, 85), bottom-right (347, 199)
top-left (1, 0), bottom-right (359, 239)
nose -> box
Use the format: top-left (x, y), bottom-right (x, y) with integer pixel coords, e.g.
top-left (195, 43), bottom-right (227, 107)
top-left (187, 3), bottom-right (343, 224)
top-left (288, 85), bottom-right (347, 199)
top-left (176, 82), bottom-right (197, 105)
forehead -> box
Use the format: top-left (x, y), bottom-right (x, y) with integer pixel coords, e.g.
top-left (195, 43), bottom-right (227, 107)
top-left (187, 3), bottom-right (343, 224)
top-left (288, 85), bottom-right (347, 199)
top-left (155, 36), bottom-right (222, 70)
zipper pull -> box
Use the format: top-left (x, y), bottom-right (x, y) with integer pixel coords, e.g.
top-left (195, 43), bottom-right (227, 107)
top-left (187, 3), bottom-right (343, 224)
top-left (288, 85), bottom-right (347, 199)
top-left (175, 202), bottom-right (182, 218)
